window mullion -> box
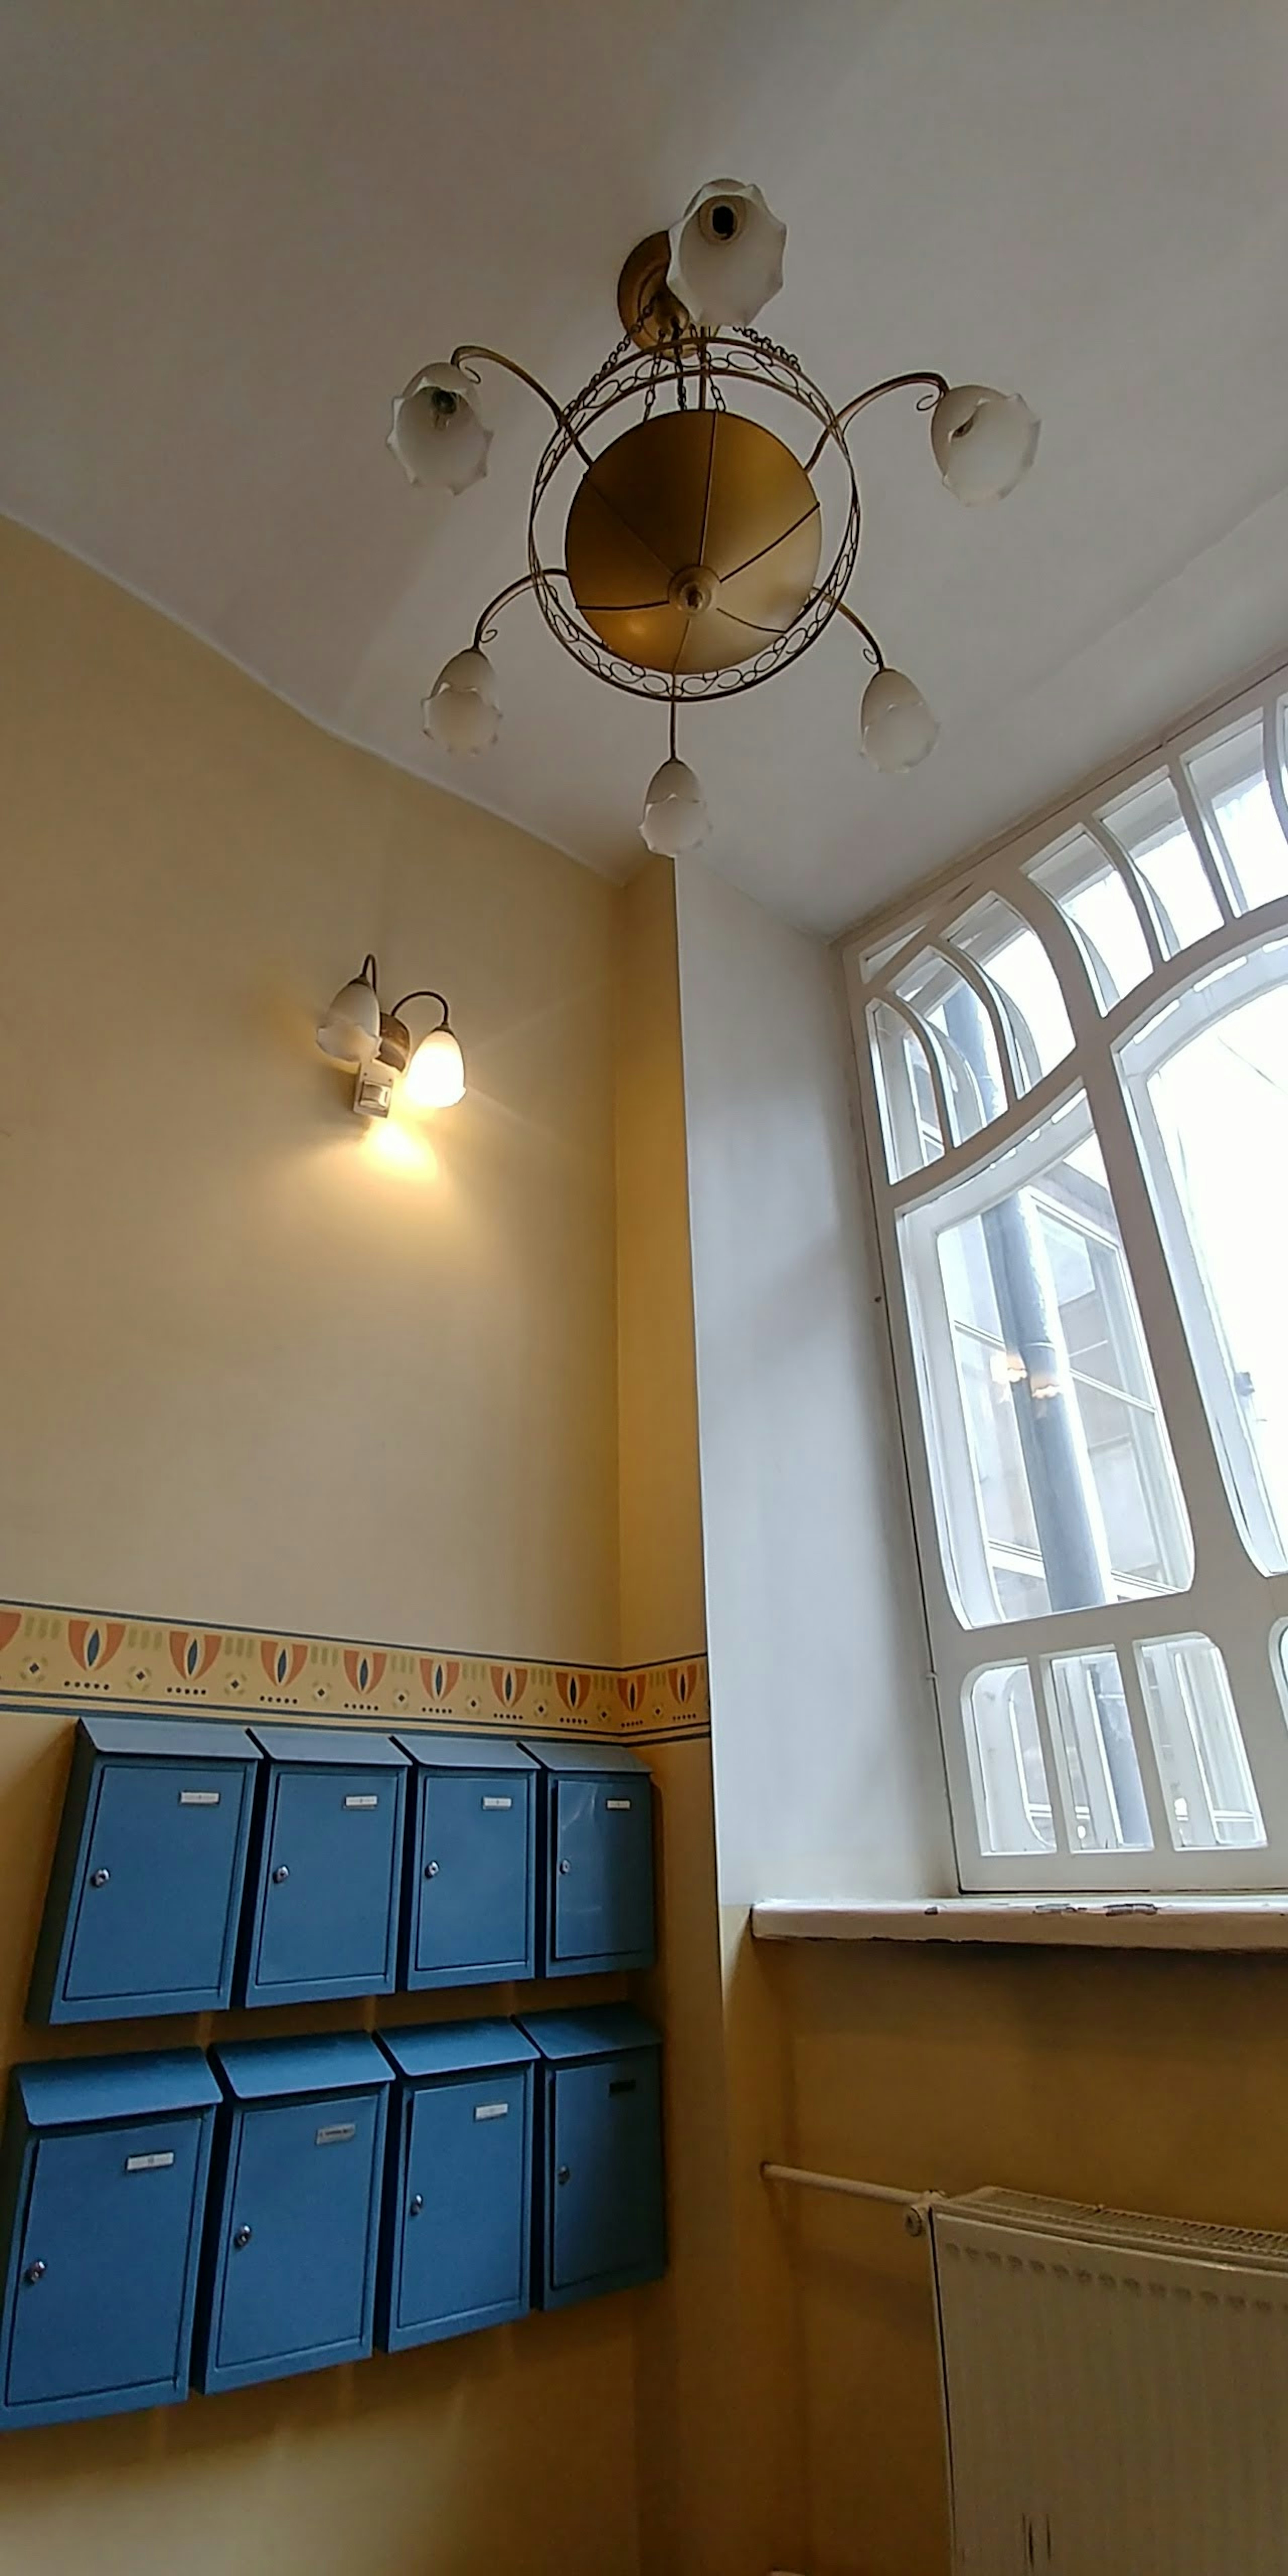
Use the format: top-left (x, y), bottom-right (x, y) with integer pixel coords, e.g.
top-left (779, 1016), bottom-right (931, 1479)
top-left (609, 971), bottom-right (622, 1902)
top-left (1032, 1660), bottom-right (1074, 1855)
top-left (882, 995), bottom-right (953, 1155)
top-left (1171, 757), bottom-right (1237, 923)
top-left (936, 940), bottom-right (1021, 1108)
top-left (1262, 696), bottom-right (1288, 849)
top-left (1116, 1643), bottom-right (1176, 1856)
top-left (1081, 816), bottom-right (1167, 970)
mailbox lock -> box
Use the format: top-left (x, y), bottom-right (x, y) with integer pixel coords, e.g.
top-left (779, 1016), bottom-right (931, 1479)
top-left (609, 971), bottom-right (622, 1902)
top-left (557, 2166), bottom-right (571, 2187)
top-left (272, 1865), bottom-right (290, 1885)
top-left (232, 2225), bottom-right (253, 2250)
top-left (89, 1868), bottom-right (110, 1889)
top-left (409, 2194), bottom-right (425, 2217)
top-left (424, 1861), bottom-right (439, 1880)
top-left (558, 1860), bottom-right (572, 1876)
top-left (23, 2261), bottom-right (46, 2285)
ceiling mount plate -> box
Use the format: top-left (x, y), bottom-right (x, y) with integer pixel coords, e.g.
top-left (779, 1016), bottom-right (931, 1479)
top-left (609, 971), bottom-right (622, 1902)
top-left (617, 230), bottom-right (691, 352)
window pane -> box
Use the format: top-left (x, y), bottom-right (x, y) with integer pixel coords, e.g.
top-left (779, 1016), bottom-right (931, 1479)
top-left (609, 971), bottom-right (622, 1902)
top-left (1099, 772), bottom-right (1223, 951)
top-left (893, 951), bottom-right (1006, 1141)
top-left (1045, 1648), bottom-right (1150, 1851)
top-left (1137, 1634), bottom-right (1264, 1851)
top-left (904, 1101), bottom-right (1193, 1626)
top-left (1184, 715), bottom-right (1288, 913)
top-left (964, 1664), bottom-right (1055, 1854)
top-left (947, 895), bottom-right (1074, 1082)
top-left (862, 914), bottom-right (931, 980)
top-left (1028, 830), bottom-right (1153, 1008)
top-left (1140, 973), bottom-right (1288, 1571)
top-left (869, 1001), bottom-right (944, 1182)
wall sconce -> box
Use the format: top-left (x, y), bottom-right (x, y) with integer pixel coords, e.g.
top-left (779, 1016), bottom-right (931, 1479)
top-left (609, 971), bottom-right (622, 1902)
top-left (316, 954), bottom-right (466, 1120)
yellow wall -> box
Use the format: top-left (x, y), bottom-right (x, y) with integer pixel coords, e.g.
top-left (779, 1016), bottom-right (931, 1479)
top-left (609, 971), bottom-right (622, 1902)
top-left (0, 515), bottom-right (619, 1667)
top-left (769, 1936), bottom-right (1288, 2576)
top-left (0, 518), bottom-right (645, 2576)
top-left (615, 860), bottom-right (807, 2576)
top-left (615, 861), bottom-right (707, 1675)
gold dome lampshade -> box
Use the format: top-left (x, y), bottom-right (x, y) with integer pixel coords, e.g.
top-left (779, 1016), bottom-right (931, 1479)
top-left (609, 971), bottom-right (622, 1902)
top-left (391, 179), bottom-right (1040, 846)
top-left (564, 410), bottom-right (821, 676)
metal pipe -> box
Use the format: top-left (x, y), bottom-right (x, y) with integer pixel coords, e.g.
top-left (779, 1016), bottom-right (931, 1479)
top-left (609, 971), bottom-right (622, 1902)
top-left (761, 2161), bottom-right (935, 2235)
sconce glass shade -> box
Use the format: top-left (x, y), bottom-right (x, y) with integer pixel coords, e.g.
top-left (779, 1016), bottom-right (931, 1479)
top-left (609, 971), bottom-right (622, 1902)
top-left (666, 178), bottom-right (786, 330)
top-left (639, 755), bottom-right (711, 856)
top-left (859, 668), bottom-right (939, 772)
top-left (931, 383), bottom-right (1040, 505)
top-left (388, 363), bottom-right (493, 495)
top-left (422, 647), bottom-right (501, 754)
top-left (402, 1024), bottom-right (467, 1110)
top-left (317, 968), bottom-right (381, 1067)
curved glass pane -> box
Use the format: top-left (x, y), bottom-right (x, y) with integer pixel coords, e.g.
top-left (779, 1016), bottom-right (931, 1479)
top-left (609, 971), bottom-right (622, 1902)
top-left (1184, 715), bottom-right (1288, 913)
top-left (1028, 830), bottom-right (1153, 1008)
top-left (1137, 1633), bottom-right (1263, 1851)
top-left (1045, 1648), bottom-right (1150, 1853)
top-left (1136, 972), bottom-right (1288, 1571)
top-left (963, 1664), bottom-right (1054, 1855)
top-left (948, 894), bottom-right (1074, 1080)
top-left (893, 950), bottom-right (1003, 1143)
top-left (868, 1001), bottom-right (943, 1182)
top-left (902, 1099), bottom-right (1193, 1627)
top-left (1099, 771), bottom-right (1224, 952)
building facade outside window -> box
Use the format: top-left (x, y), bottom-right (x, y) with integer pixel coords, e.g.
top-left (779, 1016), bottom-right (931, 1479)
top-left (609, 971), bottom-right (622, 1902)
top-left (844, 670), bottom-right (1288, 1890)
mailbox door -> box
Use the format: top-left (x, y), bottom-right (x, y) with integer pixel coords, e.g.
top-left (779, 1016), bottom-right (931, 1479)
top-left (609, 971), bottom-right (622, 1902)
top-left (6, 2112), bottom-right (207, 2411)
top-left (551, 1778), bottom-right (654, 1969)
top-left (396, 2069), bottom-right (530, 2338)
top-left (413, 1773), bottom-right (533, 1982)
top-left (252, 1768), bottom-right (399, 1996)
top-left (549, 2048), bottom-right (663, 2295)
top-left (210, 2092), bottom-right (382, 2376)
top-left (64, 1762), bottom-right (248, 2007)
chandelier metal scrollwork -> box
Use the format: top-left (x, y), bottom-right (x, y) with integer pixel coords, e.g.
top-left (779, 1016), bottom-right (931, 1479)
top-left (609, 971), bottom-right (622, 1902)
top-left (390, 178), bottom-right (1039, 856)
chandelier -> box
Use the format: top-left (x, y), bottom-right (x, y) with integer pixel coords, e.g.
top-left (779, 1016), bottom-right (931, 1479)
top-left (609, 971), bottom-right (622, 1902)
top-left (388, 179), bottom-right (1039, 855)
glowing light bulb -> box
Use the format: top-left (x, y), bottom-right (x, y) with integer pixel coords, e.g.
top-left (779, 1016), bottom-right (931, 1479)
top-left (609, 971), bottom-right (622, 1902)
top-left (402, 1025), bottom-right (466, 1111)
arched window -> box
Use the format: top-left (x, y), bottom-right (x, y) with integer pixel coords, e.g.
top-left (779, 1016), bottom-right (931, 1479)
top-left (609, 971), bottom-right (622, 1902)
top-left (844, 673), bottom-right (1288, 1890)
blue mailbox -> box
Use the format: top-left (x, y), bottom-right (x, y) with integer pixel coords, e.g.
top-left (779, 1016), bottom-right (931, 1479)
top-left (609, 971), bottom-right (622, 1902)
top-left (375, 2019), bottom-right (537, 2352)
top-left (27, 1715), bottom-right (262, 2024)
top-left (0, 2049), bottom-right (220, 2429)
top-left (393, 1734), bottom-right (538, 1990)
top-left (196, 2033), bottom-right (393, 2396)
top-left (520, 1740), bottom-right (655, 1977)
top-left (519, 2004), bottom-right (665, 2310)
top-left (238, 1728), bottom-right (409, 2008)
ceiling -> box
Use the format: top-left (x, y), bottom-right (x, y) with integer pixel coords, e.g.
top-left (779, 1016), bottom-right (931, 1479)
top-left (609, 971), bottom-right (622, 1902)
top-left (5, 0), bottom-right (1288, 935)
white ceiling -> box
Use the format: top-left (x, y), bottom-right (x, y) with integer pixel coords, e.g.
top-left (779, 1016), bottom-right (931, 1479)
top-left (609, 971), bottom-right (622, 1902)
top-left (5, 0), bottom-right (1288, 935)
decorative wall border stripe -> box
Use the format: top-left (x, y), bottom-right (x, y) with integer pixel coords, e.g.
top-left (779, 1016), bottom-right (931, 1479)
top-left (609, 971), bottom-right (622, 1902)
top-left (0, 1602), bottom-right (709, 1743)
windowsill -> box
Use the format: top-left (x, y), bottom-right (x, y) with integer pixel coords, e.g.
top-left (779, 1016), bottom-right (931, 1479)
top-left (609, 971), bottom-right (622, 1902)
top-left (751, 1895), bottom-right (1288, 1951)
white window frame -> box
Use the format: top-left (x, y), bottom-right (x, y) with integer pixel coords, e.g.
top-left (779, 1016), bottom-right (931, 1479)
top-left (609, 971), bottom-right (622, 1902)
top-left (842, 666), bottom-right (1288, 1893)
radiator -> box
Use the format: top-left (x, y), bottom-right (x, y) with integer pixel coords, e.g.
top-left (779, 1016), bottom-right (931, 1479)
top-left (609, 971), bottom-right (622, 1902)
top-left (932, 2190), bottom-right (1288, 2574)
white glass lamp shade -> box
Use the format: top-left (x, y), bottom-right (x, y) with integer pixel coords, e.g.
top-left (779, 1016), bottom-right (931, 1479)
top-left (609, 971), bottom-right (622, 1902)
top-left (402, 1023), bottom-right (466, 1111)
top-left (387, 363), bottom-right (492, 495)
top-left (666, 178), bottom-right (786, 330)
top-left (317, 970), bottom-right (381, 1067)
top-left (931, 383), bottom-right (1040, 505)
top-left (860, 669), bottom-right (939, 772)
top-left (640, 756), bottom-right (711, 857)
top-left (422, 647), bottom-right (501, 755)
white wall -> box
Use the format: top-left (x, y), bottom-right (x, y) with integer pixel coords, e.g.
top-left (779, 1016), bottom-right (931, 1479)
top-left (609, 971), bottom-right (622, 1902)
top-left (675, 855), bottom-right (953, 1903)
